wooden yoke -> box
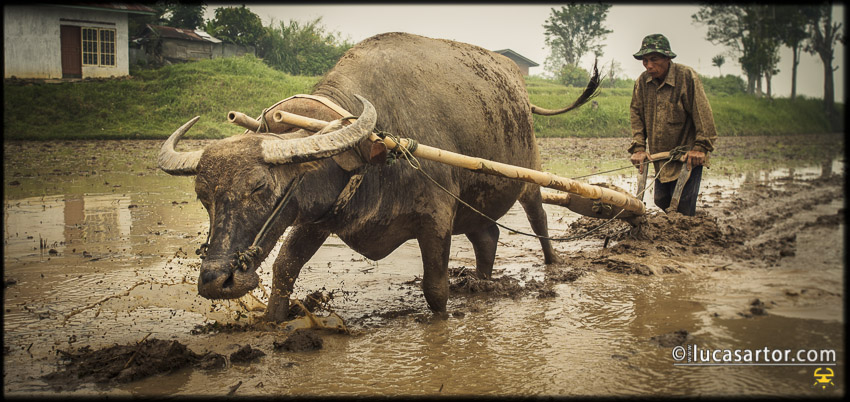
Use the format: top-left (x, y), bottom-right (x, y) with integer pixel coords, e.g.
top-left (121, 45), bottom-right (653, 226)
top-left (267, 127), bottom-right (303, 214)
top-left (229, 95), bottom-right (370, 171)
top-left (273, 110), bottom-right (647, 218)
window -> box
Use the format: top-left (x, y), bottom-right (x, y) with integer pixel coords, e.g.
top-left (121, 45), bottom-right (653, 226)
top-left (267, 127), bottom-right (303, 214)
top-left (81, 27), bottom-right (116, 67)
top-left (99, 29), bottom-right (115, 66)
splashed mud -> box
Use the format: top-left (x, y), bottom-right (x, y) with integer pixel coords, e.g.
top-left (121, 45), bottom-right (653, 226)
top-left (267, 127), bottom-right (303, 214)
top-left (3, 135), bottom-right (844, 397)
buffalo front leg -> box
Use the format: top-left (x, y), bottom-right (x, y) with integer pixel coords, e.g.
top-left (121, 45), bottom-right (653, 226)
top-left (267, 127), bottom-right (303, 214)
top-left (465, 223), bottom-right (500, 279)
top-left (519, 186), bottom-right (564, 265)
top-left (417, 232), bottom-right (452, 316)
top-left (265, 225), bottom-right (329, 323)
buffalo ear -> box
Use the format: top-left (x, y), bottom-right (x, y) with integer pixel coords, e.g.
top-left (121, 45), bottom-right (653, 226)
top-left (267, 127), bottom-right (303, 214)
top-left (369, 141), bottom-right (388, 164)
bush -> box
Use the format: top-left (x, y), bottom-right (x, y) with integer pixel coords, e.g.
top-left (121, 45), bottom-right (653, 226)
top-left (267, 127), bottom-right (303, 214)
top-left (700, 74), bottom-right (746, 96)
top-left (554, 65), bottom-right (592, 88)
top-left (260, 18), bottom-right (352, 76)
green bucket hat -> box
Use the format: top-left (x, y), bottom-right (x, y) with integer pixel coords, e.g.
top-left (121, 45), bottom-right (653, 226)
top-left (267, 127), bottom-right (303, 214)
top-left (633, 34), bottom-right (677, 60)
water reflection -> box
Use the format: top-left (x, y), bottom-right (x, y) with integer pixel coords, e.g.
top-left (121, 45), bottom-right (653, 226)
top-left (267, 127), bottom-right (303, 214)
top-left (3, 194), bottom-right (132, 259)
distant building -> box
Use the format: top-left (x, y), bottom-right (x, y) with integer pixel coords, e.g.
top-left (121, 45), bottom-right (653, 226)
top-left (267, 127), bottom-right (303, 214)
top-left (132, 24), bottom-right (255, 66)
top-left (493, 49), bottom-right (539, 76)
top-left (3, 4), bottom-right (155, 79)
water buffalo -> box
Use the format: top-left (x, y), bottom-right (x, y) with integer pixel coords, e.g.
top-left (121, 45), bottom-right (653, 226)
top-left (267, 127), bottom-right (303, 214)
top-left (158, 32), bottom-right (598, 322)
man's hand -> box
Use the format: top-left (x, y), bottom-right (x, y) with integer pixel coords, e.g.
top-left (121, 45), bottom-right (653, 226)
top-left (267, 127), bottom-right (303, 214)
top-left (631, 151), bottom-right (648, 174)
top-left (684, 150), bottom-right (706, 170)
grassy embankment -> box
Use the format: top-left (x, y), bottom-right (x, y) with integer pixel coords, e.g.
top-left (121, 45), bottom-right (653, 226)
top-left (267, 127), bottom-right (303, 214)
top-left (3, 55), bottom-right (842, 140)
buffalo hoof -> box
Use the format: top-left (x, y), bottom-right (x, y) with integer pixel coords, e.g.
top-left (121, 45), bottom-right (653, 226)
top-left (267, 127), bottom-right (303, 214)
top-left (264, 298), bottom-right (290, 323)
top-left (433, 310), bottom-right (449, 321)
top-left (545, 252), bottom-right (565, 265)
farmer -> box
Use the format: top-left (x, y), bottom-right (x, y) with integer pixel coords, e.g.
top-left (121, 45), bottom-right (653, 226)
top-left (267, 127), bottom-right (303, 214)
top-left (628, 33), bottom-right (717, 216)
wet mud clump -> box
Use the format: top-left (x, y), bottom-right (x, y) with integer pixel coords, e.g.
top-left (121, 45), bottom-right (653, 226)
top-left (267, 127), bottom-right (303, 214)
top-left (274, 329), bottom-right (324, 352)
top-left (566, 179), bottom-right (840, 271)
top-left (650, 330), bottom-right (690, 347)
top-left (44, 338), bottom-right (225, 390)
top-left (229, 344), bottom-right (266, 363)
top-left (739, 298), bottom-right (772, 318)
top-left (611, 212), bottom-right (732, 254)
top-left (448, 267), bottom-right (525, 297)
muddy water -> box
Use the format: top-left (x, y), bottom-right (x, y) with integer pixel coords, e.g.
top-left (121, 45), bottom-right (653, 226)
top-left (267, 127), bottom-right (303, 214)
top-left (3, 138), bottom-right (845, 397)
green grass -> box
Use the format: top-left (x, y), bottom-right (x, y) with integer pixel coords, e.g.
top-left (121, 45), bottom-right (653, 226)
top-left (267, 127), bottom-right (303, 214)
top-left (526, 76), bottom-right (843, 138)
top-left (2, 56), bottom-right (843, 140)
top-left (3, 55), bottom-right (318, 140)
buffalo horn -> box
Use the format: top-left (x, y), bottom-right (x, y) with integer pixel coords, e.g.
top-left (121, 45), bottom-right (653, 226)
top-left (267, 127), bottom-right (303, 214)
top-left (157, 116), bottom-right (203, 175)
top-left (261, 95), bottom-right (377, 165)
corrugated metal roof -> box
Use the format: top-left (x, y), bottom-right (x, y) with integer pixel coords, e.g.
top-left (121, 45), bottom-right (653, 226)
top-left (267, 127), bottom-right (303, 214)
top-left (194, 30), bottom-right (222, 44)
top-left (146, 24), bottom-right (221, 43)
top-left (493, 49), bottom-right (539, 67)
top-left (61, 3), bottom-right (157, 15)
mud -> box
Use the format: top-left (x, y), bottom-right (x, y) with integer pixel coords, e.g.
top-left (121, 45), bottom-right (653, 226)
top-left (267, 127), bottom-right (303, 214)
top-left (650, 329), bottom-right (691, 347)
top-left (274, 329), bottom-right (324, 352)
top-left (229, 345), bottom-right (266, 363)
top-left (43, 338), bottom-right (225, 391)
top-left (3, 134), bottom-right (845, 397)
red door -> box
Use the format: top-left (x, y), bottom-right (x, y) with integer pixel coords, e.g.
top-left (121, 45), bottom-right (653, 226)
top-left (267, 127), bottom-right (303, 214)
top-left (60, 25), bottom-right (82, 78)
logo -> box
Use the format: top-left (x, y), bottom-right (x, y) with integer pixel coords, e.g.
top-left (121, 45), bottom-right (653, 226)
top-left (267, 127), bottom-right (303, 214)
top-left (813, 367), bottom-right (835, 390)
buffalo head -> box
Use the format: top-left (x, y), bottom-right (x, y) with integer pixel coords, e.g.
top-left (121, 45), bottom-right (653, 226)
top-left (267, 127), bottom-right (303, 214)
top-left (158, 95), bottom-right (377, 300)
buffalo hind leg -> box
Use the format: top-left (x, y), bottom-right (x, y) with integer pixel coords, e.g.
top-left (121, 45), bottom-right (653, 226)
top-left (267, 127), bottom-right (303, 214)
top-left (465, 223), bottom-right (500, 279)
top-left (519, 186), bottom-right (564, 264)
top-left (417, 232), bottom-right (452, 317)
top-left (265, 225), bottom-right (329, 323)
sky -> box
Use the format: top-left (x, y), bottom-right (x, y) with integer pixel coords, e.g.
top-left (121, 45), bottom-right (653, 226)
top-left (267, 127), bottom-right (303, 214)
top-left (204, 3), bottom-right (845, 101)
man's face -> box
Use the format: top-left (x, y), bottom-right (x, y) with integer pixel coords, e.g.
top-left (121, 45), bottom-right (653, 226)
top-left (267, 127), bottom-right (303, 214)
top-left (642, 53), bottom-right (670, 80)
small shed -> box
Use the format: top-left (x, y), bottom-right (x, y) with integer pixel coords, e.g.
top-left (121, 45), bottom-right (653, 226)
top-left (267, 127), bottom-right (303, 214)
top-left (132, 24), bottom-right (255, 66)
top-left (3, 3), bottom-right (155, 79)
top-left (493, 49), bottom-right (539, 76)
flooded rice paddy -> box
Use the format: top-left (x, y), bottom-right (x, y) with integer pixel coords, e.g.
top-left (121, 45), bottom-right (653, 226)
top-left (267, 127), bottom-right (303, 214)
top-left (3, 135), bottom-right (845, 397)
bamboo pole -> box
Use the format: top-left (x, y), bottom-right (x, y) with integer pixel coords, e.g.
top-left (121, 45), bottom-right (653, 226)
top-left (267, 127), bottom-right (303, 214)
top-left (273, 111), bottom-right (646, 216)
top-left (273, 110), bottom-right (328, 131)
top-left (228, 111), bottom-right (262, 132)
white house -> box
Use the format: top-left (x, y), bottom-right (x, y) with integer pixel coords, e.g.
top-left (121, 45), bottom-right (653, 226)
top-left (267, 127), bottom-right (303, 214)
top-left (3, 3), bottom-right (155, 79)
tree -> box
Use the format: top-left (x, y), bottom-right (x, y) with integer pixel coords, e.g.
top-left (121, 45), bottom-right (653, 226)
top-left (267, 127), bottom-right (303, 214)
top-left (129, 0), bottom-right (202, 36)
top-left (543, 3), bottom-right (612, 77)
top-left (693, 5), bottom-right (752, 92)
top-left (165, 2), bottom-right (206, 29)
top-left (805, 3), bottom-right (845, 126)
top-left (711, 54), bottom-right (725, 75)
top-left (774, 5), bottom-right (816, 100)
top-left (204, 5), bottom-right (266, 47)
top-left (554, 64), bottom-right (591, 87)
top-left (692, 4), bottom-right (783, 97)
top-left (604, 59), bottom-right (623, 88)
top-left (260, 17), bottom-right (353, 76)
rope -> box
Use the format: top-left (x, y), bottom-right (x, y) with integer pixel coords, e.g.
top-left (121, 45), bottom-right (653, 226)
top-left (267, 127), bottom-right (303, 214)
top-left (378, 131), bottom-right (677, 242)
top-left (257, 107), bottom-right (271, 133)
top-left (378, 131), bottom-right (681, 242)
top-left (197, 174), bottom-right (304, 273)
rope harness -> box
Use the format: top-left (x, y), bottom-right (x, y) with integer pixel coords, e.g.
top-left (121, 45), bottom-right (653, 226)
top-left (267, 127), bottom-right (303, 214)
top-left (195, 174), bottom-right (304, 273)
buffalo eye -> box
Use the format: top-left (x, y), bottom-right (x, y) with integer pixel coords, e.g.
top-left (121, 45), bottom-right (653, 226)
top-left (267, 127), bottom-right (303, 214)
top-left (250, 181), bottom-right (267, 196)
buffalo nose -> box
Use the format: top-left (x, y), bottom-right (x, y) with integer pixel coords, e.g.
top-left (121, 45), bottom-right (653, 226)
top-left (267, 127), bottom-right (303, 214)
top-left (200, 270), bottom-right (222, 286)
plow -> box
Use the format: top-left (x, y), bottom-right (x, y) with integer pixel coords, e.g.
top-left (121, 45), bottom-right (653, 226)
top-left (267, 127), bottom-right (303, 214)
top-left (228, 96), bottom-right (685, 231)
